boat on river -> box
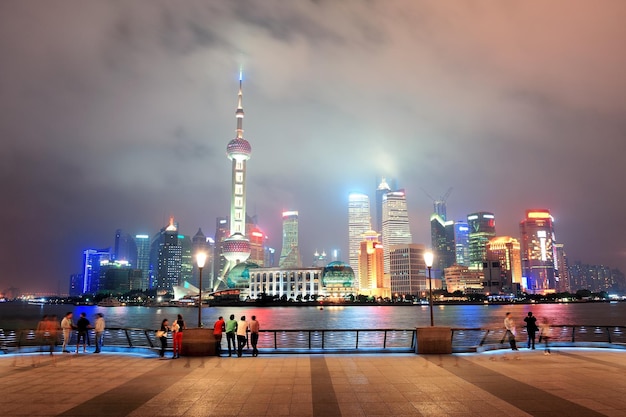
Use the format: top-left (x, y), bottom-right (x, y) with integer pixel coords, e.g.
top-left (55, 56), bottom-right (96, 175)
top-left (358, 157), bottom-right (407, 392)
top-left (97, 297), bottom-right (124, 307)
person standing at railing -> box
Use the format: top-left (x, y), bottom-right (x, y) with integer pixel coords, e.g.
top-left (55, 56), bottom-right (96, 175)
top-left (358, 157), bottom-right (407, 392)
top-left (157, 319), bottom-right (169, 359)
top-left (94, 313), bottom-right (105, 353)
top-left (524, 312), bottom-right (539, 350)
top-left (249, 315), bottom-right (260, 357)
top-left (225, 314), bottom-right (237, 357)
top-left (540, 318), bottom-right (552, 355)
top-left (171, 314), bottom-right (186, 359)
top-left (60, 312), bottom-right (74, 353)
top-left (213, 316), bottom-right (225, 357)
top-left (75, 312), bottom-right (91, 354)
top-left (236, 315), bottom-right (249, 357)
top-left (504, 312), bottom-right (518, 351)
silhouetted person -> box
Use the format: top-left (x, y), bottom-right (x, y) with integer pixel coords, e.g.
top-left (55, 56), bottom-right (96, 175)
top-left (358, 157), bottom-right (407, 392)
top-left (158, 319), bottom-right (169, 359)
top-left (249, 315), bottom-right (260, 357)
top-left (213, 316), bottom-right (225, 356)
top-left (75, 312), bottom-right (91, 353)
top-left (524, 312), bottom-right (538, 349)
top-left (225, 314), bottom-right (237, 357)
top-left (504, 312), bottom-right (518, 350)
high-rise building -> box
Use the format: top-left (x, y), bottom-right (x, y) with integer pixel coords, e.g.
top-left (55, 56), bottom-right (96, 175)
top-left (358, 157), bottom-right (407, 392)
top-left (554, 243), bottom-right (571, 293)
top-left (382, 190), bottom-right (412, 273)
top-left (375, 177), bottom-right (391, 233)
top-left (82, 248), bottom-right (111, 294)
top-left (134, 234), bottom-right (151, 290)
top-left (389, 243), bottom-right (435, 297)
top-left (520, 209), bottom-right (557, 294)
top-left (246, 219), bottom-right (266, 267)
top-left (217, 73), bottom-right (253, 290)
top-left (151, 218), bottom-right (182, 292)
top-left (213, 217), bottom-right (229, 285)
top-left (487, 236), bottom-right (522, 292)
top-left (454, 221), bottom-right (470, 266)
top-left (430, 214), bottom-right (456, 280)
top-left (357, 231), bottom-right (386, 297)
top-left (444, 264), bottom-right (483, 294)
top-left (313, 250), bottom-right (328, 267)
top-left (467, 212), bottom-right (496, 269)
top-left (279, 211), bottom-right (301, 268)
top-left (191, 228), bottom-right (211, 289)
top-left (348, 193), bottom-right (371, 278)
top-left (114, 229), bottom-right (137, 265)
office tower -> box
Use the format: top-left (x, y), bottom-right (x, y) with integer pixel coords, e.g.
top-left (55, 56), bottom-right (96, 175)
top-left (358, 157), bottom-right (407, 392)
top-left (454, 221), bottom-right (470, 266)
top-left (247, 223), bottom-right (266, 267)
top-left (375, 177), bottom-right (391, 233)
top-left (217, 73), bottom-right (252, 289)
top-left (191, 228), bottom-right (211, 289)
top-left (313, 250), bottom-right (328, 267)
top-left (279, 210), bottom-right (302, 268)
top-left (389, 243), bottom-right (432, 296)
top-left (264, 247), bottom-right (276, 268)
top-left (430, 214), bottom-right (456, 279)
top-left (82, 248), bottom-right (111, 294)
top-left (98, 260), bottom-right (141, 294)
top-left (150, 218), bottom-right (182, 292)
top-left (113, 229), bottom-right (137, 265)
top-left (382, 190), bottom-right (412, 273)
top-left (554, 243), bottom-right (571, 293)
top-left (348, 193), bottom-right (371, 278)
top-left (357, 231), bottom-right (386, 297)
top-left (444, 264), bottom-right (483, 294)
top-left (134, 234), bottom-right (151, 290)
top-left (467, 212), bottom-right (496, 269)
top-left (520, 209), bottom-right (557, 293)
top-left (213, 217), bottom-right (229, 285)
top-left (487, 236), bottom-right (522, 293)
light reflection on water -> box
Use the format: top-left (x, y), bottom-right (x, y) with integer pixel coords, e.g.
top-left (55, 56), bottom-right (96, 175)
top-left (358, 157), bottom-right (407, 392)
top-left (1, 302), bottom-right (625, 330)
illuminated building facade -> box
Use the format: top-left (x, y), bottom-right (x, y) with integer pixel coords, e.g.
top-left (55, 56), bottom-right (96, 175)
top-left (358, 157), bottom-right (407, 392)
top-left (151, 218), bottom-right (182, 292)
top-left (454, 221), bottom-right (470, 266)
top-left (357, 230), bottom-right (387, 297)
top-left (191, 228), bottom-right (212, 289)
top-left (467, 212), bottom-right (496, 269)
top-left (82, 248), bottom-right (111, 294)
top-left (430, 214), bottom-right (456, 280)
top-left (389, 243), bottom-right (435, 296)
top-left (487, 236), bottom-right (522, 292)
top-left (444, 264), bottom-right (483, 294)
top-left (348, 193), bottom-right (371, 279)
top-left (520, 209), bottom-right (557, 293)
top-left (217, 73), bottom-right (252, 289)
top-left (382, 190), bottom-right (412, 273)
top-left (213, 217), bottom-right (229, 285)
top-left (375, 177), bottom-right (391, 233)
top-left (134, 234), bottom-right (151, 290)
top-left (554, 243), bottom-right (571, 293)
top-left (247, 221), bottom-right (266, 267)
top-left (279, 211), bottom-right (302, 268)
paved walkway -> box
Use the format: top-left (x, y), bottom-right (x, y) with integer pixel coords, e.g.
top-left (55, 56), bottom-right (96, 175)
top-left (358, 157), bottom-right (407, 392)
top-left (1, 348), bottom-right (625, 416)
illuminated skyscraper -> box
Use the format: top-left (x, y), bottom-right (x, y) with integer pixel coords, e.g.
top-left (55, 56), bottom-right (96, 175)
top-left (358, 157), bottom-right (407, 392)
top-left (375, 177), bottom-right (391, 233)
top-left (467, 212), bottom-right (496, 269)
top-left (216, 72), bottom-right (252, 289)
top-left (520, 209), bottom-right (557, 294)
top-left (389, 243), bottom-right (433, 296)
top-left (151, 218), bottom-right (182, 292)
top-left (82, 248), bottom-right (111, 294)
top-left (430, 214), bottom-right (455, 279)
top-left (134, 234), bottom-right (151, 290)
top-left (487, 236), bottom-right (522, 292)
top-left (382, 190), bottom-right (412, 273)
top-left (348, 193), bottom-right (371, 279)
top-left (554, 243), bottom-right (571, 293)
top-left (246, 221), bottom-right (266, 267)
top-left (357, 230), bottom-right (386, 297)
top-left (279, 211), bottom-right (301, 268)
top-left (191, 228), bottom-right (211, 289)
top-left (454, 221), bottom-right (470, 266)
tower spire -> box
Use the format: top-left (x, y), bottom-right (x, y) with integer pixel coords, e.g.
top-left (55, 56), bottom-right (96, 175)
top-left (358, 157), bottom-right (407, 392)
top-left (236, 70), bottom-right (244, 139)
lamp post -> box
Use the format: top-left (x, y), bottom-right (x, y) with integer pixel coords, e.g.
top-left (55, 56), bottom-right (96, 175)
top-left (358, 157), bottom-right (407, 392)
top-left (196, 252), bottom-right (207, 328)
top-left (424, 251), bottom-right (434, 327)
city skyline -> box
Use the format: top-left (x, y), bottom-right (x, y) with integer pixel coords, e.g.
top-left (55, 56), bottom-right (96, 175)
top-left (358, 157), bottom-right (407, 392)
top-left (2, 1), bottom-right (626, 293)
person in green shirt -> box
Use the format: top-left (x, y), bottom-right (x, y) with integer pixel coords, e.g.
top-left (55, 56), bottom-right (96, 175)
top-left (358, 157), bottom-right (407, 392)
top-left (225, 314), bottom-right (238, 357)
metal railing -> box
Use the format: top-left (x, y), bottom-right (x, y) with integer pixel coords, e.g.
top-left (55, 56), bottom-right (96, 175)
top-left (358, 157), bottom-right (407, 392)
top-left (2, 325), bottom-right (625, 355)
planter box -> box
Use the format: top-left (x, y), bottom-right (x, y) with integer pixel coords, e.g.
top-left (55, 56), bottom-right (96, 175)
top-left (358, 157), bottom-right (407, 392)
top-left (416, 327), bottom-right (452, 354)
top-left (180, 328), bottom-right (217, 356)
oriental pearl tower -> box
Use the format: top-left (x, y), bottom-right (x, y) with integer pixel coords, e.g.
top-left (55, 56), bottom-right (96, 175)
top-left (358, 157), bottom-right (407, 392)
top-left (214, 71), bottom-right (252, 290)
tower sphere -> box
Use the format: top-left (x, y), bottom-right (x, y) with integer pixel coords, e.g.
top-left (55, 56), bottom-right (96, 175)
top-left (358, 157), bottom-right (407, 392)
top-left (222, 232), bottom-right (251, 263)
top-left (227, 137), bottom-right (251, 160)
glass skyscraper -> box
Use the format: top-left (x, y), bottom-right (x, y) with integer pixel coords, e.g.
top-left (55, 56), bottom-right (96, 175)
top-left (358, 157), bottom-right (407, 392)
top-left (279, 211), bottom-right (301, 268)
top-left (520, 209), bottom-right (557, 294)
top-left (382, 190), bottom-right (412, 273)
top-left (467, 212), bottom-right (496, 270)
top-left (348, 193), bottom-right (371, 279)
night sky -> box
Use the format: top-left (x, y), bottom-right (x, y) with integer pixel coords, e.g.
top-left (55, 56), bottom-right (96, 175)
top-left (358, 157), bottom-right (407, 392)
top-left (2, 1), bottom-right (626, 294)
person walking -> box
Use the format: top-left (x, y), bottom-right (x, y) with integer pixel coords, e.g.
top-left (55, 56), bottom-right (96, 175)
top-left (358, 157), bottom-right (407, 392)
top-left (213, 316), bottom-right (225, 356)
top-left (75, 312), bottom-right (91, 354)
top-left (225, 314), bottom-right (237, 357)
top-left (94, 313), bottom-right (105, 353)
top-left (540, 317), bottom-right (552, 355)
top-left (171, 314), bottom-right (186, 359)
top-left (157, 319), bottom-right (169, 359)
top-left (236, 315), bottom-right (249, 357)
top-left (504, 312), bottom-right (518, 351)
top-left (60, 312), bottom-right (74, 353)
top-left (523, 312), bottom-right (539, 349)
top-left (249, 315), bottom-right (260, 357)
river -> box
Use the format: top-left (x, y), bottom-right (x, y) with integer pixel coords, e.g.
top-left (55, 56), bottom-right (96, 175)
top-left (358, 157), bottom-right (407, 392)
top-left (1, 301), bottom-right (625, 330)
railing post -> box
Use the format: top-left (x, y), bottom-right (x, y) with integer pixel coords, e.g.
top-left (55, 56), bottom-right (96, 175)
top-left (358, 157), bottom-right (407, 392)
top-left (274, 331), bottom-right (277, 349)
top-left (124, 329), bottom-right (133, 347)
top-left (572, 326), bottom-right (576, 343)
top-left (383, 330), bottom-right (387, 349)
top-left (308, 331), bottom-right (311, 349)
top-left (607, 327), bottom-right (612, 344)
top-left (479, 329), bottom-right (490, 346)
top-left (145, 330), bottom-right (154, 348)
top-left (322, 330), bottom-right (325, 350)
top-left (356, 330), bottom-right (359, 349)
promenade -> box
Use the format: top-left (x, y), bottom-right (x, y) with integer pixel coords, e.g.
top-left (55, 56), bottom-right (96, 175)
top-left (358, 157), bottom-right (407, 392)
top-left (1, 348), bottom-right (625, 416)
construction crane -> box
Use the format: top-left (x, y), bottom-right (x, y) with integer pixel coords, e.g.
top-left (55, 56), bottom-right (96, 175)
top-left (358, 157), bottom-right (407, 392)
top-left (421, 187), bottom-right (453, 220)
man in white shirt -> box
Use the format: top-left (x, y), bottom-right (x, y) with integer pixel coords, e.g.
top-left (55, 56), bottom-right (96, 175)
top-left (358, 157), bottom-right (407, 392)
top-left (504, 312), bottom-right (518, 351)
top-left (60, 312), bottom-right (74, 353)
top-left (94, 313), bottom-right (105, 353)
top-left (236, 315), bottom-right (249, 357)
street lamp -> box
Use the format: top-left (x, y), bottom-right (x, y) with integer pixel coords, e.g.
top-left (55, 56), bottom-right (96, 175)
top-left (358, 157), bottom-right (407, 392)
top-left (196, 252), bottom-right (207, 328)
top-left (423, 251), bottom-right (434, 326)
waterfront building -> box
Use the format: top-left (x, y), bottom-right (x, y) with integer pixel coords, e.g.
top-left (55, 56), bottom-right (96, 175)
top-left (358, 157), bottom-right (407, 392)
top-left (82, 248), bottom-right (111, 294)
top-left (264, 246), bottom-right (276, 268)
top-left (487, 236), bottom-right (522, 292)
top-left (467, 212), bottom-right (496, 270)
top-left (375, 177), bottom-right (391, 233)
top-left (217, 73), bottom-right (252, 289)
top-left (454, 221), bottom-right (470, 266)
top-left (519, 209), bottom-right (556, 293)
top-left (348, 193), bottom-right (371, 280)
top-left (213, 217), bottom-right (229, 285)
top-left (554, 243), bottom-right (571, 293)
top-left (191, 228), bottom-right (212, 289)
top-left (279, 211), bottom-right (302, 268)
top-left (382, 190), bottom-right (412, 273)
top-left (357, 230), bottom-right (388, 298)
top-left (444, 264), bottom-right (483, 294)
top-left (430, 214), bottom-right (456, 281)
top-left (97, 260), bottom-right (143, 294)
top-left (113, 229), bottom-right (137, 265)
top-left (150, 218), bottom-right (182, 292)
top-left (134, 234), bottom-right (151, 290)
top-left (247, 221), bottom-right (266, 267)
top-left (389, 243), bottom-right (436, 297)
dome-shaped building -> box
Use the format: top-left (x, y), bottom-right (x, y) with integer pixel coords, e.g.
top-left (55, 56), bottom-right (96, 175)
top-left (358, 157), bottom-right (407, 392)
top-left (226, 261), bottom-right (260, 289)
top-left (322, 261), bottom-right (356, 297)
